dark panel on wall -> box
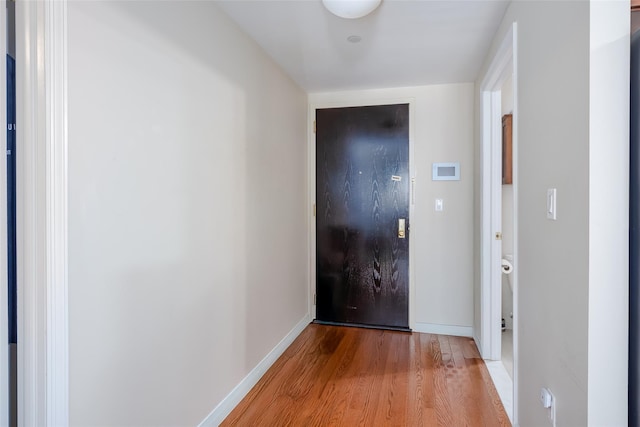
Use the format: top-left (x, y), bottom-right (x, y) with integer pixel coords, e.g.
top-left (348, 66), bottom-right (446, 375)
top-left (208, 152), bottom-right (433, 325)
top-left (6, 54), bottom-right (16, 345)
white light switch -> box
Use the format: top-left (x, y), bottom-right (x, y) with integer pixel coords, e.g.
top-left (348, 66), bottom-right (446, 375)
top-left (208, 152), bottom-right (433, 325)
top-left (547, 188), bottom-right (557, 220)
top-left (435, 199), bottom-right (444, 212)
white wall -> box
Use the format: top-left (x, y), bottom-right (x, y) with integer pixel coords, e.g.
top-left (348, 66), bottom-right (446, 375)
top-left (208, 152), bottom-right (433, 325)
top-left (588, 1), bottom-right (630, 424)
top-left (476, 1), bottom-right (629, 425)
top-left (67, 2), bottom-right (308, 425)
top-left (310, 83), bottom-right (475, 334)
top-left (501, 74), bottom-right (514, 117)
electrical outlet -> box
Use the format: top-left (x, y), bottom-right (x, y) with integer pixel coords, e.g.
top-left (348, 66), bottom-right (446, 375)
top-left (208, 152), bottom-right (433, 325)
top-left (540, 388), bottom-right (556, 426)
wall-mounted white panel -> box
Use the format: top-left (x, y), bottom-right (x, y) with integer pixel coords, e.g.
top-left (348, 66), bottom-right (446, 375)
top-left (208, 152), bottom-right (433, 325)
top-left (432, 162), bottom-right (460, 181)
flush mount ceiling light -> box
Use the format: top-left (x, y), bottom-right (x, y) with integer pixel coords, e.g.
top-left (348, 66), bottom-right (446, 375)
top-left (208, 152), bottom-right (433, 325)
top-left (322, 0), bottom-right (382, 19)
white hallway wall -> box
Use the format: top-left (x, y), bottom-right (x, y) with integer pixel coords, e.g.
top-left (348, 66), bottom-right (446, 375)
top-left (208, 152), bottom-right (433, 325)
top-left (475, 1), bottom-right (629, 425)
top-left (311, 83), bottom-right (475, 333)
top-left (67, 2), bottom-right (308, 425)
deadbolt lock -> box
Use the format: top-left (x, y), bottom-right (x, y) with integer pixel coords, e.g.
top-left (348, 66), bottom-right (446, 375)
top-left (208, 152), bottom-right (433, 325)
top-left (398, 219), bottom-right (406, 239)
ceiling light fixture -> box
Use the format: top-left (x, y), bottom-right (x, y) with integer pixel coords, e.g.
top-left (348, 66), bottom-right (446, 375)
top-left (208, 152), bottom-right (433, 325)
top-left (322, 0), bottom-right (382, 19)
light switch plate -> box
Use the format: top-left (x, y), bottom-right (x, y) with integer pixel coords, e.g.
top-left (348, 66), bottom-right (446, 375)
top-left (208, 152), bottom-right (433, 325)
top-left (547, 188), bottom-right (557, 220)
top-left (435, 199), bottom-right (443, 212)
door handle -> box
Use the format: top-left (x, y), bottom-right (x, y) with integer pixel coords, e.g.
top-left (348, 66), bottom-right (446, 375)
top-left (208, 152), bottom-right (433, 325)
top-left (398, 219), bottom-right (406, 239)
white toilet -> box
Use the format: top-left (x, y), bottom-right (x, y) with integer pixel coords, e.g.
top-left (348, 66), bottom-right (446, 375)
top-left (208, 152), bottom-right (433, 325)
top-left (501, 254), bottom-right (514, 331)
top-left (502, 254), bottom-right (514, 292)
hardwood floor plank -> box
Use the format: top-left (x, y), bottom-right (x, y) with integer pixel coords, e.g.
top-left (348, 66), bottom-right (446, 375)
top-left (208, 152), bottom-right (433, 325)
top-left (405, 333), bottom-right (438, 426)
top-left (221, 324), bottom-right (511, 427)
top-left (333, 328), bottom-right (385, 425)
top-left (431, 335), bottom-right (456, 427)
top-left (333, 328), bottom-right (379, 426)
top-left (341, 328), bottom-right (390, 426)
top-left (460, 336), bottom-right (482, 359)
top-left (464, 357), bottom-right (507, 427)
top-left (223, 325), bottom-right (338, 425)
top-left (447, 335), bottom-right (476, 426)
top-left (470, 350), bottom-right (512, 426)
top-left (302, 327), bottom-right (362, 426)
top-left (373, 331), bottom-right (410, 426)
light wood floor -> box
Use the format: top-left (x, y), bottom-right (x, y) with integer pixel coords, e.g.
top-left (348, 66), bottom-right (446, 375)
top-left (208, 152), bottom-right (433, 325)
top-left (222, 323), bottom-right (510, 427)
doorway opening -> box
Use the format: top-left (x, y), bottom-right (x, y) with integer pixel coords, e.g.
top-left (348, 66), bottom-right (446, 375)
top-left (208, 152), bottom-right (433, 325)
top-left (479, 23), bottom-right (518, 424)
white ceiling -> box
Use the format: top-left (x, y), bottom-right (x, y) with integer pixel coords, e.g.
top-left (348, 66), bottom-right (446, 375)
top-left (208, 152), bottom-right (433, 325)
top-left (215, 0), bottom-right (510, 92)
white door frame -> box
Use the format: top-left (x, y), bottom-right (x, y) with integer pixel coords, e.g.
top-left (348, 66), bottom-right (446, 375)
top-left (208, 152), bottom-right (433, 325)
top-left (1, 1), bottom-right (9, 424)
top-left (308, 97), bottom-right (416, 329)
top-left (16, 0), bottom-right (69, 425)
top-left (479, 22), bottom-right (518, 420)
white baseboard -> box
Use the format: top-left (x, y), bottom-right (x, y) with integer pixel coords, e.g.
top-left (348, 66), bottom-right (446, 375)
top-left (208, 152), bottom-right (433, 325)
top-left (198, 314), bottom-right (311, 427)
top-left (473, 332), bottom-right (483, 356)
top-left (412, 322), bottom-right (473, 337)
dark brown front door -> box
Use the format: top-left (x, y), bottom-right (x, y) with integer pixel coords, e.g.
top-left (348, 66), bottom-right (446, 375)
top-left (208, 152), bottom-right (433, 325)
top-left (315, 104), bottom-right (410, 330)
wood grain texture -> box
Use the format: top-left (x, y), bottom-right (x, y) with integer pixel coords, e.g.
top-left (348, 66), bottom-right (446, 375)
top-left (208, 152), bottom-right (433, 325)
top-left (315, 105), bottom-right (410, 329)
top-left (502, 114), bottom-right (513, 185)
top-left (222, 324), bottom-right (511, 427)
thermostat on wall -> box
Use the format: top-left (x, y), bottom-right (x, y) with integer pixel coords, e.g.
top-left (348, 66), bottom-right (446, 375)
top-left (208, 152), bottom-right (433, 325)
top-left (432, 162), bottom-right (460, 181)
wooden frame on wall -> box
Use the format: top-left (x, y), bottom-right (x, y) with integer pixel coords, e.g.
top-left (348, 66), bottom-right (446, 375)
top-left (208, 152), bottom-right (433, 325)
top-left (502, 114), bottom-right (513, 185)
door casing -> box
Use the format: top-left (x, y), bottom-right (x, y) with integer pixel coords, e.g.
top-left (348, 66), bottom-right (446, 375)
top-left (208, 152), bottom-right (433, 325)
top-left (479, 22), bottom-right (519, 424)
top-left (16, 1), bottom-right (70, 424)
top-left (308, 97), bottom-right (416, 330)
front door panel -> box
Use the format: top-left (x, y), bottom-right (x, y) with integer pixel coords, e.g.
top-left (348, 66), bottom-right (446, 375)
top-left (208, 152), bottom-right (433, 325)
top-left (316, 104), bottom-right (410, 329)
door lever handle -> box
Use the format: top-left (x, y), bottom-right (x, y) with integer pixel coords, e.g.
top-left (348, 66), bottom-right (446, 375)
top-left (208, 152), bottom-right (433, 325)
top-left (398, 218), bottom-right (406, 239)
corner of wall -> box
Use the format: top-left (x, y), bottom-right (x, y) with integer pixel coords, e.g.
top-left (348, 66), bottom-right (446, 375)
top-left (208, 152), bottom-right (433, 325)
top-left (198, 314), bottom-right (311, 426)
